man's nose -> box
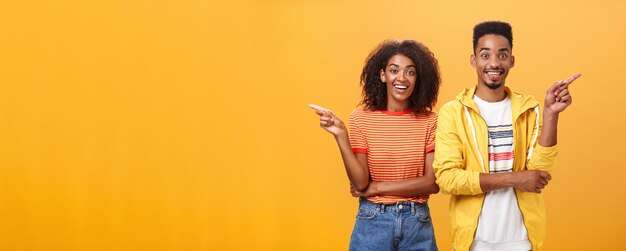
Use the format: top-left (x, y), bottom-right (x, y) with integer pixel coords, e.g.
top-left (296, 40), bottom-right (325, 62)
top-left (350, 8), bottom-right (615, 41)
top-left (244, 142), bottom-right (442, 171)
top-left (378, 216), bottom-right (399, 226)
top-left (488, 57), bottom-right (500, 68)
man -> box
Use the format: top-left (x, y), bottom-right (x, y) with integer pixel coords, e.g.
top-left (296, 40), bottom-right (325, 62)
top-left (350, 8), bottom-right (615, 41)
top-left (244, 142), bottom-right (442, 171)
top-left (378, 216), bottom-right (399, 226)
top-left (433, 21), bottom-right (580, 251)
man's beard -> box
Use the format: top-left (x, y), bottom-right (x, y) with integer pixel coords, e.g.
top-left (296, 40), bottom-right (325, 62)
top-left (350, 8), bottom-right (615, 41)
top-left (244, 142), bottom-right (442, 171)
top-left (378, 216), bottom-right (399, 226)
top-left (486, 82), bottom-right (503, 90)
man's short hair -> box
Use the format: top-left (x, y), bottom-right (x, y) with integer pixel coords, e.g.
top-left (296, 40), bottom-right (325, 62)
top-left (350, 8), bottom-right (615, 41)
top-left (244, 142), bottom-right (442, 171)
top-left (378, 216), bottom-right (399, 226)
top-left (473, 21), bottom-right (513, 53)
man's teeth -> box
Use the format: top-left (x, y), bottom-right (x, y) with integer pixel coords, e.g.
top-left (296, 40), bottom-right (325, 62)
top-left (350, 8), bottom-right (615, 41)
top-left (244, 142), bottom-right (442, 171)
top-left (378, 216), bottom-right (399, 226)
top-left (487, 71), bottom-right (502, 76)
top-left (394, 85), bottom-right (408, 89)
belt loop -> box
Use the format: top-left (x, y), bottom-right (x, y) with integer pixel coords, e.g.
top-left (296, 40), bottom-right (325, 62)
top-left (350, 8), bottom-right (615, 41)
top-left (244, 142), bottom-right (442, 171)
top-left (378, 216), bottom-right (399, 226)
top-left (411, 202), bottom-right (416, 214)
top-left (380, 204), bottom-right (386, 213)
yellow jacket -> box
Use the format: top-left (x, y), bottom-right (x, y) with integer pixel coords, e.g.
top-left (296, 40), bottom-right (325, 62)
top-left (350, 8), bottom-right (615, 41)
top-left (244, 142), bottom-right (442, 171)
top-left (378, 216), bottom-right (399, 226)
top-left (433, 86), bottom-right (558, 251)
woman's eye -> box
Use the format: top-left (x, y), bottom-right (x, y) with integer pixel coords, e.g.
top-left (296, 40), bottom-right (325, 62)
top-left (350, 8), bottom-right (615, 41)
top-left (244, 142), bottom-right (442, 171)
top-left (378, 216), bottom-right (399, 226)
top-left (407, 70), bottom-right (415, 75)
top-left (390, 69), bottom-right (398, 74)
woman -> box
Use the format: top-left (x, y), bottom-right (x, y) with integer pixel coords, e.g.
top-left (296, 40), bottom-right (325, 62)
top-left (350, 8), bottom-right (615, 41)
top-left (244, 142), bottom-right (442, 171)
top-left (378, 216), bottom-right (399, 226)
top-left (310, 39), bottom-right (441, 250)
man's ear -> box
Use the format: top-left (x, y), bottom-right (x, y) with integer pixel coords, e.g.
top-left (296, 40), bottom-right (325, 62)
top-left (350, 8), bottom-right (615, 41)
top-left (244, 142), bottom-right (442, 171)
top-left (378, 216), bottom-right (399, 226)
top-left (470, 54), bottom-right (477, 68)
top-left (380, 69), bottom-right (386, 83)
top-left (510, 55), bottom-right (515, 68)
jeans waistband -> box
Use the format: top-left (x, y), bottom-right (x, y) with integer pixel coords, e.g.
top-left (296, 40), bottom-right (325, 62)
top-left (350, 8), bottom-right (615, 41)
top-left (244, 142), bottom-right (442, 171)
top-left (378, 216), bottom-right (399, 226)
top-left (359, 197), bottom-right (427, 214)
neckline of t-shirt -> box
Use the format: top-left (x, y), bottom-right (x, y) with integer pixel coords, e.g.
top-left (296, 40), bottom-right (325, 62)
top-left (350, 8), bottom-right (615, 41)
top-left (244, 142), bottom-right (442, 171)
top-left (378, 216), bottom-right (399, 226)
top-left (473, 95), bottom-right (511, 109)
top-left (380, 109), bottom-right (412, 116)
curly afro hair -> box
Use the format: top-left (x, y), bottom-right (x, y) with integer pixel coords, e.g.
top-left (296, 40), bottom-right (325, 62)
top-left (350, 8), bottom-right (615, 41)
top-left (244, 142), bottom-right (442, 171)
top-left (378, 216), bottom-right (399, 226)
top-left (360, 39), bottom-right (440, 114)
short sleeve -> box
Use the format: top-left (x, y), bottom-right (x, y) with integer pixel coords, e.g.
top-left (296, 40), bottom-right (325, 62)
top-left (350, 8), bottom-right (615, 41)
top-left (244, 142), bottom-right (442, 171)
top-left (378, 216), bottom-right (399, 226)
top-left (425, 112), bottom-right (437, 153)
top-left (349, 109), bottom-right (367, 154)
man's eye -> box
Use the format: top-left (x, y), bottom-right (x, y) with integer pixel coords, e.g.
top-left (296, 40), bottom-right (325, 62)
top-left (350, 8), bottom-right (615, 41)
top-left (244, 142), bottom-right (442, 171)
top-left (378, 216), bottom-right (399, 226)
top-left (499, 54), bottom-right (508, 59)
top-left (481, 54), bottom-right (489, 59)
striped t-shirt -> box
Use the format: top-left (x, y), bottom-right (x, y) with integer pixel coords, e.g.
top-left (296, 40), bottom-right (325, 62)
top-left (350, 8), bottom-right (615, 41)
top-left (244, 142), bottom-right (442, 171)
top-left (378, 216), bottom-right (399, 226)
top-left (349, 108), bottom-right (437, 204)
top-left (472, 96), bottom-right (531, 251)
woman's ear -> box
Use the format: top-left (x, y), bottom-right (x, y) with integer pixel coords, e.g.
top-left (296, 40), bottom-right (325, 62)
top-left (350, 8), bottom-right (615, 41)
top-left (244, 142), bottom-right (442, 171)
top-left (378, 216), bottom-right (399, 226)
top-left (380, 69), bottom-right (386, 83)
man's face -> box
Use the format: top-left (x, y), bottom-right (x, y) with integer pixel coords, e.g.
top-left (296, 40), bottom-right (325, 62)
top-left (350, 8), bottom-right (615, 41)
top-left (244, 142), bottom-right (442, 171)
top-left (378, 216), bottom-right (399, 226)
top-left (471, 34), bottom-right (514, 90)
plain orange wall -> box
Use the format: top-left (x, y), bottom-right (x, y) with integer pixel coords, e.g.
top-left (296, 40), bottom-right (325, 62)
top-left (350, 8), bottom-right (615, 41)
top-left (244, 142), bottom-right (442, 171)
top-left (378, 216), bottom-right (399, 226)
top-left (1, 0), bottom-right (625, 250)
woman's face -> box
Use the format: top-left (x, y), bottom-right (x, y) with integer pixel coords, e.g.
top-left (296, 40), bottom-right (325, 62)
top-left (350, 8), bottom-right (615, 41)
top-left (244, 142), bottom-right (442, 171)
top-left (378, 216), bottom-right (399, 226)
top-left (380, 54), bottom-right (417, 110)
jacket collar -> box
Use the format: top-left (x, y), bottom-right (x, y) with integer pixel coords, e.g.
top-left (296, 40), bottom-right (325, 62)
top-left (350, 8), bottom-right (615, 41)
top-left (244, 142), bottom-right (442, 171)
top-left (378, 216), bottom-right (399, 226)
top-left (456, 85), bottom-right (539, 119)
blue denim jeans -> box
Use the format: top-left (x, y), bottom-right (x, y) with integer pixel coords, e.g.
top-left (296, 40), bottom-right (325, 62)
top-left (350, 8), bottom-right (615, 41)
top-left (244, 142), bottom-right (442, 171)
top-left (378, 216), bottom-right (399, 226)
top-left (349, 198), bottom-right (437, 251)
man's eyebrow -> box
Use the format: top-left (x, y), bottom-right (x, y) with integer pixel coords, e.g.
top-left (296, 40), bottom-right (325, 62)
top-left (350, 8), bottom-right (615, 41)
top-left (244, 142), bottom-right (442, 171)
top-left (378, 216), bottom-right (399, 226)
top-left (498, 48), bottom-right (510, 52)
top-left (478, 47), bottom-right (490, 52)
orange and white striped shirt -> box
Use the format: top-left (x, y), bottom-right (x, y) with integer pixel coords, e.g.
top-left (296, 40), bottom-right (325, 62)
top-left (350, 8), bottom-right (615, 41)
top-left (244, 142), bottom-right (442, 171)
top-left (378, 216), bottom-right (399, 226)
top-left (349, 108), bottom-right (437, 204)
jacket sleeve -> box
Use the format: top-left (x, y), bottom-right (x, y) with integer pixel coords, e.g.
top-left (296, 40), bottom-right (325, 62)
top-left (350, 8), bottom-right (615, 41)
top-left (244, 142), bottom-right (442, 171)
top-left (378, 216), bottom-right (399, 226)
top-left (526, 107), bottom-right (558, 173)
top-left (433, 103), bottom-right (483, 195)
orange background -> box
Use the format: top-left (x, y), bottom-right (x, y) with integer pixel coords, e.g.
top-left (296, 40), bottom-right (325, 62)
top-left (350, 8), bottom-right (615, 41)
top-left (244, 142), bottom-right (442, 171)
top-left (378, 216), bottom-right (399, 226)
top-left (1, 0), bottom-right (625, 250)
